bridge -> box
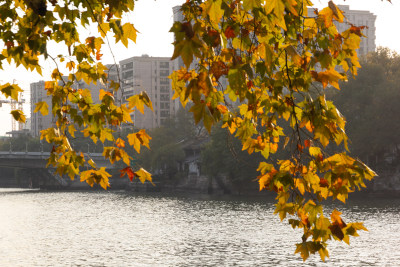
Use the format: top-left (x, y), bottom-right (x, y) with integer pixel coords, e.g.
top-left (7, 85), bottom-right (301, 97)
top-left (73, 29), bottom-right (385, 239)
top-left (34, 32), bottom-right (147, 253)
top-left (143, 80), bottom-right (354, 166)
top-left (0, 151), bottom-right (114, 169)
top-left (0, 151), bottom-right (121, 189)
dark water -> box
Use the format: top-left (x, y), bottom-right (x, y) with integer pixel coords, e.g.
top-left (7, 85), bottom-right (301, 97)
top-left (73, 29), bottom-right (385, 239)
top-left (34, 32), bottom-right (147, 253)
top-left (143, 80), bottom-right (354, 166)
top-left (1, 189), bottom-right (399, 266)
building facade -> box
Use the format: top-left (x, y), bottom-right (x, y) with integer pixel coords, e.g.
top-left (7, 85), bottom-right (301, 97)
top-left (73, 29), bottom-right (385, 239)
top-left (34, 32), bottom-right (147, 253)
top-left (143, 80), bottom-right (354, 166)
top-left (119, 55), bottom-right (178, 129)
top-left (30, 81), bottom-right (52, 137)
top-left (30, 80), bottom-right (105, 137)
top-left (336, 5), bottom-right (376, 56)
top-left (309, 5), bottom-right (376, 56)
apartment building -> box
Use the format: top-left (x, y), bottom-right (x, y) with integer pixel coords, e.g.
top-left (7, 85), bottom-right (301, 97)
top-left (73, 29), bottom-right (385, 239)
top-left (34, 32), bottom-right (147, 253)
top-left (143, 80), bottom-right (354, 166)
top-left (337, 5), bottom-right (376, 56)
top-left (309, 5), bottom-right (376, 56)
top-left (30, 80), bottom-right (105, 137)
top-left (30, 81), bottom-right (52, 137)
top-left (119, 55), bottom-right (178, 129)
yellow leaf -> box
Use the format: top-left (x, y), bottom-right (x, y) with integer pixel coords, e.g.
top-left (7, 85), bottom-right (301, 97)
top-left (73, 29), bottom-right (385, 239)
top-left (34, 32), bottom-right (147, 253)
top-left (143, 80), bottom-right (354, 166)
top-left (328, 1), bottom-right (344, 23)
top-left (318, 247), bottom-right (329, 262)
top-left (127, 129), bottom-right (152, 153)
top-left (115, 138), bottom-right (125, 148)
top-left (10, 110), bottom-right (26, 123)
top-left (121, 23), bottom-right (137, 47)
top-left (66, 61), bottom-right (75, 71)
top-left (68, 124), bottom-right (76, 138)
top-left (88, 159), bottom-right (97, 169)
top-left (0, 83), bottom-right (23, 101)
top-left (99, 89), bottom-right (113, 101)
top-left (127, 92), bottom-right (153, 113)
top-left (319, 7), bottom-right (334, 28)
top-left (34, 101), bottom-right (49, 116)
top-left (294, 179), bottom-right (306, 195)
top-left (135, 168), bottom-right (153, 184)
top-left (309, 147), bottom-right (321, 157)
top-left (201, 0), bottom-right (223, 27)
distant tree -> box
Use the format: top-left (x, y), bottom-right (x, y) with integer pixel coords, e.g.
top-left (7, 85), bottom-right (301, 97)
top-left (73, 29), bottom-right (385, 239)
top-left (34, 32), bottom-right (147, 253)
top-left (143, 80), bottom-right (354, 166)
top-left (137, 126), bottom-right (184, 179)
top-left (330, 48), bottom-right (400, 167)
top-left (202, 124), bottom-right (262, 192)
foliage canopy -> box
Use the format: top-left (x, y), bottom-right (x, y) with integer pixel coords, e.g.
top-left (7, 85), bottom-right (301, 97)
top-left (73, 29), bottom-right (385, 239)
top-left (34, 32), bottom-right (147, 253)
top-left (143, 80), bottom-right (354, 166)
top-left (0, 0), bottom-right (387, 261)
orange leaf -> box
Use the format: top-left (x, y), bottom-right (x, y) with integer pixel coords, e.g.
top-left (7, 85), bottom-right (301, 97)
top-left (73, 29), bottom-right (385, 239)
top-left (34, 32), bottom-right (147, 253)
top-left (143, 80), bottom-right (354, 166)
top-left (120, 166), bottom-right (135, 181)
top-left (304, 140), bottom-right (311, 148)
top-left (224, 26), bottom-right (235, 39)
top-left (115, 138), bottom-right (125, 148)
top-left (99, 89), bottom-right (113, 101)
top-left (96, 50), bottom-right (103, 61)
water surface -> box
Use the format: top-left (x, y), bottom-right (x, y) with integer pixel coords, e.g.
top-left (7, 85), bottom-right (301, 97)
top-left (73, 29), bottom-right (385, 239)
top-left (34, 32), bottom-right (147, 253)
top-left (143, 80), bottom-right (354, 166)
top-left (1, 189), bottom-right (399, 266)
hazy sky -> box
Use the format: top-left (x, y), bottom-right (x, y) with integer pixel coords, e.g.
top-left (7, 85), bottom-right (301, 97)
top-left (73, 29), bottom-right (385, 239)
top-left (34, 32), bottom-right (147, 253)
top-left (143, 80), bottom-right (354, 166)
top-left (0, 0), bottom-right (399, 136)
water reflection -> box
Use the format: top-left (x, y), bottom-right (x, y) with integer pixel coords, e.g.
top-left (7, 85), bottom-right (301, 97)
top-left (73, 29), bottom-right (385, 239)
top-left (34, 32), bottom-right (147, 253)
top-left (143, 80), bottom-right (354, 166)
top-left (0, 189), bottom-right (399, 266)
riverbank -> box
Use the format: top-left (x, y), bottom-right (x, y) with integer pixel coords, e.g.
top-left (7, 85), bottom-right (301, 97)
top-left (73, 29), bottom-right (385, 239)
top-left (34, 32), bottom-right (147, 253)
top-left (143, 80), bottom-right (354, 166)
top-left (1, 166), bottom-right (400, 198)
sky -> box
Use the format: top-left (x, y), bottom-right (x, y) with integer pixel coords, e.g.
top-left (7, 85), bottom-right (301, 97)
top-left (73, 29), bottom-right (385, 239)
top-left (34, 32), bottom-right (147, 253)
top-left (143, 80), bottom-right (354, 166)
top-left (0, 0), bottom-right (399, 136)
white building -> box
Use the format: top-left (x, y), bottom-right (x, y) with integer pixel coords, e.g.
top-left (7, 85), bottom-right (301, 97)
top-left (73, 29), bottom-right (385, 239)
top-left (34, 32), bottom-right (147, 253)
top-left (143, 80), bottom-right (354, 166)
top-left (119, 55), bottom-right (178, 129)
top-left (30, 81), bottom-right (52, 137)
top-left (336, 5), bottom-right (376, 56)
top-left (309, 5), bottom-right (376, 56)
top-left (30, 80), bottom-right (106, 137)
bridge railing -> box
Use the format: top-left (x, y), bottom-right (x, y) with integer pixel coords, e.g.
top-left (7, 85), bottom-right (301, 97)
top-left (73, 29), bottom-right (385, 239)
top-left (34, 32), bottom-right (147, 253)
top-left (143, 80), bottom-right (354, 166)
top-left (0, 151), bottom-right (105, 160)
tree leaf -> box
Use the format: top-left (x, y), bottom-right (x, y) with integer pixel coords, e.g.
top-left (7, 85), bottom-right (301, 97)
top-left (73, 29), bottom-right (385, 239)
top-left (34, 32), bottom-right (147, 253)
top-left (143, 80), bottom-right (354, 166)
top-left (10, 110), bottom-right (26, 123)
top-left (34, 101), bottom-right (49, 116)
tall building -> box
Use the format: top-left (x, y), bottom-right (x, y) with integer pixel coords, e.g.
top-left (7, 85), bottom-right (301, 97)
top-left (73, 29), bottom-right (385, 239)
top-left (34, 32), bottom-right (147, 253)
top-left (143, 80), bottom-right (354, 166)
top-left (172, 5), bottom-right (229, 105)
top-left (119, 55), bottom-right (178, 129)
top-left (105, 63), bottom-right (122, 102)
top-left (337, 5), bottom-right (376, 56)
top-left (309, 5), bottom-right (376, 56)
top-left (30, 80), bottom-right (106, 137)
top-left (30, 81), bottom-right (52, 137)
top-left (172, 5), bottom-right (184, 23)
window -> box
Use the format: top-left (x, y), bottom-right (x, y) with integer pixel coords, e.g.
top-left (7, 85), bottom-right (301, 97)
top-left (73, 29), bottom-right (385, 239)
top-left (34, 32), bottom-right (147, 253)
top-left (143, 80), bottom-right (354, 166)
top-left (160, 62), bottom-right (169, 68)
top-left (123, 71), bottom-right (133, 79)
top-left (123, 79), bottom-right (133, 87)
top-left (160, 102), bottom-right (170, 109)
top-left (160, 86), bottom-right (169, 92)
top-left (160, 69), bottom-right (170, 76)
top-left (160, 110), bottom-right (170, 117)
top-left (122, 62), bottom-right (133, 70)
top-left (160, 94), bottom-right (169, 101)
top-left (160, 77), bottom-right (169, 85)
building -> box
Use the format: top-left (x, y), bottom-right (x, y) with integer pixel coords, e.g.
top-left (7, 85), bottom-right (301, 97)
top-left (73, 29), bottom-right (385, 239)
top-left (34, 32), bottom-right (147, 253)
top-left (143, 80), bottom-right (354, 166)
top-left (171, 5), bottom-right (229, 97)
top-left (309, 5), bottom-right (376, 56)
top-left (30, 81), bottom-right (52, 137)
top-left (30, 79), bottom-right (106, 137)
top-left (337, 5), bottom-right (376, 56)
top-left (103, 63), bottom-right (123, 104)
top-left (119, 55), bottom-right (178, 129)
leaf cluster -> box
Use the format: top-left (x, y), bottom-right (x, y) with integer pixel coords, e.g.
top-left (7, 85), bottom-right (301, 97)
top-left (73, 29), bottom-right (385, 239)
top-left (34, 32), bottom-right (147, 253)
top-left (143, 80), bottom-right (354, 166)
top-left (0, 0), bottom-right (154, 189)
top-left (170, 0), bottom-right (377, 260)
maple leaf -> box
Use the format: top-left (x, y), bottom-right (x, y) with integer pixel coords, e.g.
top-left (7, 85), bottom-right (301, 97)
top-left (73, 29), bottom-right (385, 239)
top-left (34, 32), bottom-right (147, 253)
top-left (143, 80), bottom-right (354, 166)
top-left (34, 101), bottom-right (49, 116)
top-left (1, 83), bottom-right (23, 101)
top-left (127, 129), bottom-right (151, 153)
top-left (134, 168), bottom-right (153, 184)
top-left (120, 166), bottom-right (135, 181)
top-left (10, 110), bottom-right (26, 123)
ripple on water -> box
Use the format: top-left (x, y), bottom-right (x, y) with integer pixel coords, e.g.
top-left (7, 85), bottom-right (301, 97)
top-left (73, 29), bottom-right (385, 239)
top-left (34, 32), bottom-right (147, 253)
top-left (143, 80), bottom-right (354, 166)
top-left (0, 190), bottom-right (400, 266)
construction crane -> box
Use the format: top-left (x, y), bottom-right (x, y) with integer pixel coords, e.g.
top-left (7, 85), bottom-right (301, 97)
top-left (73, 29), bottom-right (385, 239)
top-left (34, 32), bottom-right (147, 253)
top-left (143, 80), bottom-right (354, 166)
top-left (0, 91), bottom-right (25, 131)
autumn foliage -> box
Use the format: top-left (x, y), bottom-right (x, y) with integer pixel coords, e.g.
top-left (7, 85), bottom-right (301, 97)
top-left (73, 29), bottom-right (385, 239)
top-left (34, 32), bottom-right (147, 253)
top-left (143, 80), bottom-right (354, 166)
top-left (0, 0), bottom-right (384, 261)
top-left (169, 0), bottom-right (376, 261)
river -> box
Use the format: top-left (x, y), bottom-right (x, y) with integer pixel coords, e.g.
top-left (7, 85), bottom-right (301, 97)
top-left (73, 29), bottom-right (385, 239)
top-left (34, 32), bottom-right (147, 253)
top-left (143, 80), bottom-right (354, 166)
top-left (0, 189), bottom-right (399, 266)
